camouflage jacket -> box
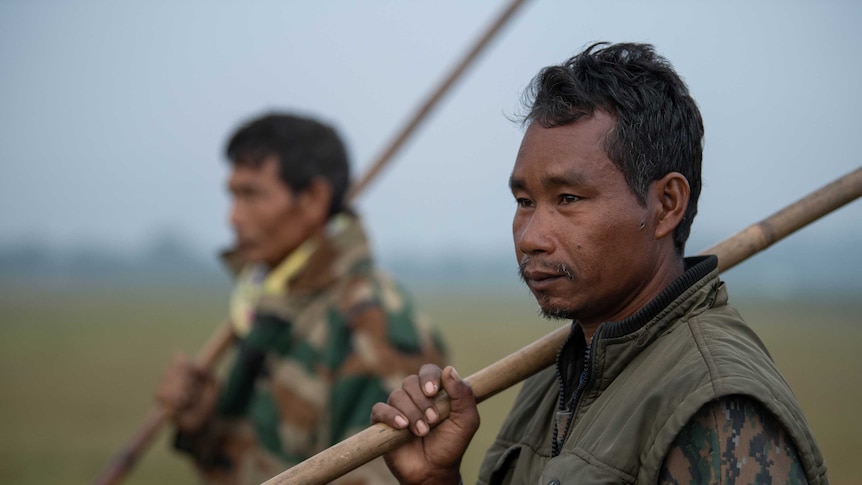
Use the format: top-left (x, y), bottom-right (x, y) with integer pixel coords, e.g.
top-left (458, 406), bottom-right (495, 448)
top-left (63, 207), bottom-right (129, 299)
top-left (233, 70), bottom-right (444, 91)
top-left (478, 255), bottom-right (827, 484)
top-left (177, 214), bottom-right (446, 485)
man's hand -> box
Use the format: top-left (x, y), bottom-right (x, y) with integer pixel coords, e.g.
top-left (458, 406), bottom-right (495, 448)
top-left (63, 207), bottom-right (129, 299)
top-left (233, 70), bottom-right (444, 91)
top-left (155, 353), bottom-right (219, 432)
top-left (371, 364), bottom-right (480, 485)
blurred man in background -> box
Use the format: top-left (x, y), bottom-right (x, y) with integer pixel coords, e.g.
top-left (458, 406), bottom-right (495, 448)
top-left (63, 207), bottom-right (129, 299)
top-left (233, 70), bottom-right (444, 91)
top-left (157, 112), bottom-right (447, 484)
top-left (372, 43), bottom-right (828, 484)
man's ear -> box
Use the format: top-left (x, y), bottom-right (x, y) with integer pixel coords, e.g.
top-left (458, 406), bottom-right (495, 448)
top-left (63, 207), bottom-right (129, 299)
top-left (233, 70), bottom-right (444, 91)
top-left (652, 172), bottom-right (690, 240)
top-left (298, 177), bottom-right (333, 227)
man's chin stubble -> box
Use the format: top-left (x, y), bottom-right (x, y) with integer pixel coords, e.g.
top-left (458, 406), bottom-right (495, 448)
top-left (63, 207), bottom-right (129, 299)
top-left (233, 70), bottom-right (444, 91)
top-left (538, 305), bottom-right (578, 321)
top-left (532, 292), bottom-right (578, 321)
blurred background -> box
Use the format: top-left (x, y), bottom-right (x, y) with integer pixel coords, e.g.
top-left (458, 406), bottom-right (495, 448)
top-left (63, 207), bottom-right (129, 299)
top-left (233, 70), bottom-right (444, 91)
top-left (1, 1), bottom-right (860, 484)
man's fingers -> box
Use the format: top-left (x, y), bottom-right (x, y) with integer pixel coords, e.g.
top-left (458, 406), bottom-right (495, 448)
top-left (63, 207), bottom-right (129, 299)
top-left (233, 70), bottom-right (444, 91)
top-left (396, 377), bottom-right (439, 436)
top-left (374, 373), bottom-right (444, 436)
top-left (418, 363), bottom-right (444, 397)
top-left (370, 402), bottom-right (410, 430)
top-left (158, 356), bottom-right (183, 405)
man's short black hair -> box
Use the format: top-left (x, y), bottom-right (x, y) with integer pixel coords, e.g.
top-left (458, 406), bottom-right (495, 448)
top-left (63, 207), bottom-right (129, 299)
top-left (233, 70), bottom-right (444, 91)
top-left (225, 113), bottom-right (350, 217)
top-left (523, 42), bottom-right (704, 254)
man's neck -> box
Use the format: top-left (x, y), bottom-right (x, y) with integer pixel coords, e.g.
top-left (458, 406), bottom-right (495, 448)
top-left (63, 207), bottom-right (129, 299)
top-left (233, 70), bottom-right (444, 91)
top-left (580, 255), bottom-right (686, 343)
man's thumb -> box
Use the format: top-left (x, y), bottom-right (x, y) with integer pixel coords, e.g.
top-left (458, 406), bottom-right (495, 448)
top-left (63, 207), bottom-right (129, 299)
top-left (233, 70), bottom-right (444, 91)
top-left (443, 367), bottom-right (477, 413)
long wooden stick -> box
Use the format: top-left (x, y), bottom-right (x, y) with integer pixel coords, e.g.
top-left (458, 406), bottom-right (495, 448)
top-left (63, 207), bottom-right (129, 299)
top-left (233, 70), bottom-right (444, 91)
top-left (94, 323), bottom-right (235, 485)
top-left (703, 168), bottom-right (862, 272)
top-left (348, 0), bottom-right (531, 200)
top-left (262, 166), bottom-right (862, 485)
top-left (93, 2), bottom-right (530, 485)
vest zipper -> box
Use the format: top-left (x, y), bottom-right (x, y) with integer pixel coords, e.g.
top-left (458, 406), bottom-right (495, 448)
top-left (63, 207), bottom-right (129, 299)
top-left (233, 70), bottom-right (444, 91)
top-left (552, 327), bottom-right (597, 457)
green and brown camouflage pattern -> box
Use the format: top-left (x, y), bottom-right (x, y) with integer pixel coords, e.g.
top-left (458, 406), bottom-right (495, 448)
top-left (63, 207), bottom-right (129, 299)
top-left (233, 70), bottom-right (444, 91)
top-left (660, 395), bottom-right (809, 484)
top-left (178, 215), bottom-right (446, 485)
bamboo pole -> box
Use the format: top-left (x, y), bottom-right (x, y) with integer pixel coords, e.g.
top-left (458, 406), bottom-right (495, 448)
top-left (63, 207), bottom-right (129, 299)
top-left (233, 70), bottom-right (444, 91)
top-left (94, 323), bottom-right (235, 485)
top-left (704, 167), bottom-right (862, 272)
top-left (93, 1), bottom-right (531, 484)
top-left (348, 0), bottom-right (531, 200)
top-left (262, 166), bottom-right (862, 485)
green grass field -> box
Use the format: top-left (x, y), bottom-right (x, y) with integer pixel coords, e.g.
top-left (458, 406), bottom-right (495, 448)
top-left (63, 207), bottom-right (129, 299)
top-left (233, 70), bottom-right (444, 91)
top-left (1, 283), bottom-right (859, 484)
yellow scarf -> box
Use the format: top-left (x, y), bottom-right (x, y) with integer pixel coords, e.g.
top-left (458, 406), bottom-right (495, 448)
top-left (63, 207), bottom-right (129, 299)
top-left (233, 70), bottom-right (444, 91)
top-left (228, 214), bottom-right (350, 336)
top-left (229, 239), bottom-right (315, 337)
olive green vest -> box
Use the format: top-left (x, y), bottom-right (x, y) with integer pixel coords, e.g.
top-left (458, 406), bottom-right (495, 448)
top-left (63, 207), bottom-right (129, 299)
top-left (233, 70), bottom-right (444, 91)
top-left (478, 256), bottom-right (828, 484)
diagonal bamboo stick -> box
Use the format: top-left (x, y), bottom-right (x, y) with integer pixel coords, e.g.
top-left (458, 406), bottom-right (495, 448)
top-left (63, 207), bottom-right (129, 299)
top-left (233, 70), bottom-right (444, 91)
top-left (262, 165), bottom-right (862, 485)
top-left (93, 1), bottom-right (531, 484)
top-left (93, 323), bottom-right (235, 485)
top-left (348, 0), bottom-right (531, 200)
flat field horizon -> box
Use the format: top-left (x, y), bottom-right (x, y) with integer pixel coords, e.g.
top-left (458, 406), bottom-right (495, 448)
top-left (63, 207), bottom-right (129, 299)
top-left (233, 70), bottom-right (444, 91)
top-left (0, 281), bottom-right (858, 484)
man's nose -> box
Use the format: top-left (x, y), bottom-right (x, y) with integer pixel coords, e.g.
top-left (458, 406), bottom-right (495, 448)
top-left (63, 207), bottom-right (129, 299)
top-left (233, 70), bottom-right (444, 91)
top-left (516, 210), bottom-right (555, 255)
top-left (229, 202), bottom-right (243, 230)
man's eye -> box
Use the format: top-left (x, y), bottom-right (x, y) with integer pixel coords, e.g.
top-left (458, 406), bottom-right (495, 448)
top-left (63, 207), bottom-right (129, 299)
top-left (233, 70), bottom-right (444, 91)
top-left (516, 198), bottom-right (533, 208)
top-left (559, 194), bottom-right (580, 205)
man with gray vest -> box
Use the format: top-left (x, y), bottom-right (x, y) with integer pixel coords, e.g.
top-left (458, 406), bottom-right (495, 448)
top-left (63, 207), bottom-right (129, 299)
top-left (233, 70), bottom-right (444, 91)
top-left (371, 42), bottom-right (828, 484)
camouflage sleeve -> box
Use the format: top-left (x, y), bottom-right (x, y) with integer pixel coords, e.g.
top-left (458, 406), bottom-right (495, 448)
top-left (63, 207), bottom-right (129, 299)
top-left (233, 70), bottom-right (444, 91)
top-left (659, 395), bottom-right (809, 485)
top-left (338, 274), bottom-right (446, 386)
top-left (329, 278), bottom-right (446, 444)
top-left (324, 277), bottom-right (447, 485)
top-left (174, 313), bottom-right (291, 483)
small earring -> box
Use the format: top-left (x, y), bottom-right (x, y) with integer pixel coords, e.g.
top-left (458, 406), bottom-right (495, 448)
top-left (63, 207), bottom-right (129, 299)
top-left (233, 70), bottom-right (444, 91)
top-left (639, 221), bottom-right (645, 229)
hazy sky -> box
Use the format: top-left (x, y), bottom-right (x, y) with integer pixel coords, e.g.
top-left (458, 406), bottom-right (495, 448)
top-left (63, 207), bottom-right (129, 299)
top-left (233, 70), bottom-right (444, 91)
top-left (2, 0), bottom-right (860, 263)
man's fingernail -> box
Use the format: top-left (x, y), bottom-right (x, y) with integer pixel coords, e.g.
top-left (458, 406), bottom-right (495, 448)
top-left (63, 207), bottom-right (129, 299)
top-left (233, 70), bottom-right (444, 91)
top-left (425, 407), bottom-right (438, 423)
top-left (416, 420), bottom-right (429, 435)
top-left (450, 367), bottom-right (460, 380)
top-left (424, 381), bottom-right (436, 395)
top-left (394, 415), bottom-right (408, 428)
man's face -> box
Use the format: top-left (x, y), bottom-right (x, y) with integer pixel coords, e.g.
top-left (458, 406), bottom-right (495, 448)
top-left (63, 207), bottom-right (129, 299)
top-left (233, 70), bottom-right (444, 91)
top-left (228, 156), bottom-right (316, 268)
top-left (510, 111), bottom-right (664, 327)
